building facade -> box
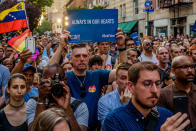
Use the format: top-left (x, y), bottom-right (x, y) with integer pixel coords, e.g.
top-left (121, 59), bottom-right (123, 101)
top-left (105, 0), bottom-right (196, 37)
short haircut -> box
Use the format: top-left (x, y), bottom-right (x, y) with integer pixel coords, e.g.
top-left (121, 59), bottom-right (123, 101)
top-left (170, 45), bottom-right (180, 53)
top-left (128, 62), bottom-right (159, 83)
top-left (88, 55), bottom-right (103, 67)
top-left (116, 63), bottom-right (131, 75)
top-left (126, 48), bottom-right (137, 55)
top-left (156, 46), bottom-right (168, 55)
top-left (71, 43), bottom-right (87, 50)
top-left (8, 73), bottom-right (27, 88)
top-left (125, 37), bottom-right (134, 45)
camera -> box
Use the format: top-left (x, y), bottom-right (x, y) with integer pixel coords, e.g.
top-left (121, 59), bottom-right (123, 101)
top-left (51, 73), bottom-right (64, 98)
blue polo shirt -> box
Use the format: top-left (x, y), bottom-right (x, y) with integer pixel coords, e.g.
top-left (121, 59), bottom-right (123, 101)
top-left (66, 70), bottom-right (110, 129)
top-left (103, 100), bottom-right (173, 131)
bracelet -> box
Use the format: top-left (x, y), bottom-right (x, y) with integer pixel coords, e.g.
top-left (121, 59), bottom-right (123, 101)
top-left (118, 47), bottom-right (126, 51)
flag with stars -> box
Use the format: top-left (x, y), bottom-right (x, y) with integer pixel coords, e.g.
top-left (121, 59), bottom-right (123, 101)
top-left (0, 2), bottom-right (28, 34)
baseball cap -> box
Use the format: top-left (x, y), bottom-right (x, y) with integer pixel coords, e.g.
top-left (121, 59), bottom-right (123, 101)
top-left (22, 63), bottom-right (36, 73)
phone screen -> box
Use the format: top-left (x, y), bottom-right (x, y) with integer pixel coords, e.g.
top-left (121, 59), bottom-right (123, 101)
top-left (26, 37), bottom-right (35, 54)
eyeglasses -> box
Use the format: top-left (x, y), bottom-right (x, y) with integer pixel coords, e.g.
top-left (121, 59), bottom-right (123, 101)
top-left (173, 64), bottom-right (196, 69)
top-left (139, 80), bottom-right (162, 89)
top-left (80, 83), bottom-right (86, 98)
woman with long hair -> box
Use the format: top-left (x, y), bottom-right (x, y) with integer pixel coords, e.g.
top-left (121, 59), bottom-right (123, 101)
top-left (32, 108), bottom-right (72, 131)
top-left (0, 73), bottom-right (28, 131)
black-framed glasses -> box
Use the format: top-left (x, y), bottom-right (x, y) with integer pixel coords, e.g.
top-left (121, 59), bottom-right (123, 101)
top-left (173, 64), bottom-right (196, 69)
top-left (80, 83), bottom-right (86, 98)
top-left (139, 80), bottom-right (162, 89)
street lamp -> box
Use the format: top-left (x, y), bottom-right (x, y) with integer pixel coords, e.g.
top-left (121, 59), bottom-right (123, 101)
top-left (57, 18), bottom-right (62, 24)
top-left (65, 16), bottom-right (69, 20)
top-left (65, 22), bottom-right (69, 26)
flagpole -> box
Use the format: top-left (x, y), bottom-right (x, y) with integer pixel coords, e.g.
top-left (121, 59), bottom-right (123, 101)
top-left (23, 2), bottom-right (30, 29)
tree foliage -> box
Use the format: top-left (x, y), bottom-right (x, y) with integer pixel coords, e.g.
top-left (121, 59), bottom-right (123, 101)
top-left (28, 0), bottom-right (53, 10)
top-left (0, 0), bottom-right (54, 31)
top-left (37, 20), bottom-right (51, 35)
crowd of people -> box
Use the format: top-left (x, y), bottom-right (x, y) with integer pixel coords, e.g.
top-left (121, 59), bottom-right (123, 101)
top-left (0, 28), bottom-right (196, 131)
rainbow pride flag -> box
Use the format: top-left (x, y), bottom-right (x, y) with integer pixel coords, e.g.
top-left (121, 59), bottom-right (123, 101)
top-left (0, 2), bottom-right (27, 34)
top-left (7, 29), bottom-right (30, 53)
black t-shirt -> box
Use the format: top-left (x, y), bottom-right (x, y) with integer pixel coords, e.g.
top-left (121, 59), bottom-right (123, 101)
top-left (0, 110), bottom-right (28, 131)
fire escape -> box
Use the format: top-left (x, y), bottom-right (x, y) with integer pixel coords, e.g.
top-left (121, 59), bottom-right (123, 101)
top-left (159, 0), bottom-right (193, 36)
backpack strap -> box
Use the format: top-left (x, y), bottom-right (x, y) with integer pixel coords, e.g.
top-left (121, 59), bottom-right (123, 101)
top-left (70, 99), bottom-right (83, 112)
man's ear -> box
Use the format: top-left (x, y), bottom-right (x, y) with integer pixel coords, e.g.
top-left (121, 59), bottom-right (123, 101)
top-left (127, 81), bottom-right (134, 95)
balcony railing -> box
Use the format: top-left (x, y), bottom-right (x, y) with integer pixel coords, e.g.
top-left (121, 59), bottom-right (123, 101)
top-left (160, 0), bottom-right (192, 8)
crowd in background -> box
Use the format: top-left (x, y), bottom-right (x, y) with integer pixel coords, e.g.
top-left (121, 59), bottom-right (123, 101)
top-left (0, 29), bottom-right (196, 131)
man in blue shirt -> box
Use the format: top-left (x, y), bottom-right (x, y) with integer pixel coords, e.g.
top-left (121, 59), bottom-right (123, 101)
top-left (98, 63), bottom-right (131, 125)
top-left (49, 29), bottom-right (128, 130)
top-left (103, 62), bottom-right (190, 131)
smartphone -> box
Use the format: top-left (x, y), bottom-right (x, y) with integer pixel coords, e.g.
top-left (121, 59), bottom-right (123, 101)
top-left (26, 37), bottom-right (35, 54)
top-left (173, 96), bottom-right (188, 114)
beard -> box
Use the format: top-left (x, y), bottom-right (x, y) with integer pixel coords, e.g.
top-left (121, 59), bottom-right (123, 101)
top-left (134, 93), bottom-right (158, 109)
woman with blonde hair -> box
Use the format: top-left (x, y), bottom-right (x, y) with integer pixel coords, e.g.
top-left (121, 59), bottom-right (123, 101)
top-left (32, 108), bottom-right (72, 131)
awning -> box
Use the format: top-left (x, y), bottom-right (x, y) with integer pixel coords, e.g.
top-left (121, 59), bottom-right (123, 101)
top-left (118, 21), bottom-right (137, 33)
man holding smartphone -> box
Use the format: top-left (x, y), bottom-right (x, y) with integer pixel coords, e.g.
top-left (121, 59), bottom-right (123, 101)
top-left (158, 55), bottom-right (196, 129)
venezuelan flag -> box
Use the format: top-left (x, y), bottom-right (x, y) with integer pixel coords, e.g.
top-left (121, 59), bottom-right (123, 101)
top-left (0, 2), bottom-right (27, 34)
top-left (7, 29), bottom-right (30, 53)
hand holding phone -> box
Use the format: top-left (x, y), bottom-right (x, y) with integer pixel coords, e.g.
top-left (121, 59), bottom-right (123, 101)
top-left (26, 37), bottom-right (35, 54)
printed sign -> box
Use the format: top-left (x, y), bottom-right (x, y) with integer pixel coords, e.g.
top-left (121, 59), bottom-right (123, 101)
top-left (130, 32), bottom-right (141, 45)
top-left (67, 9), bottom-right (118, 43)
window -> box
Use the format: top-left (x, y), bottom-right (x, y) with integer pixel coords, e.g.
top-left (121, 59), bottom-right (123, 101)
top-left (122, 4), bottom-right (126, 17)
top-left (120, 5), bottom-right (123, 17)
top-left (134, 0), bottom-right (138, 15)
top-left (156, 0), bottom-right (160, 9)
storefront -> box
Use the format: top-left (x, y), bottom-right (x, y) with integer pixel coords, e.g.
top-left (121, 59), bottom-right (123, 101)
top-left (154, 19), bottom-right (170, 36)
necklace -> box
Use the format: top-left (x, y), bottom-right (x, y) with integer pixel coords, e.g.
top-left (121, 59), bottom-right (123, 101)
top-left (73, 72), bottom-right (86, 98)
top-left (9, 102), bottom-right (25, 109)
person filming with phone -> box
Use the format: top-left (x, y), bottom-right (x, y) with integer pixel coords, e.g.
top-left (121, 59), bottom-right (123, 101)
top-left (158, 55), bottom-right (196, 130)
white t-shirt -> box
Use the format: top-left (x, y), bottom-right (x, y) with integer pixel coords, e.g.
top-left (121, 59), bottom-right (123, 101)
top-left (138, 53), bottom-right (158, 64)
top-left (105, 55), bottom-right (112, 70)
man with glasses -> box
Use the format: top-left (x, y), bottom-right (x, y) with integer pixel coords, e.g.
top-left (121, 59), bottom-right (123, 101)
top-left (158, 55), bottom-right (196, 129)
top-left (138, 39), bottom-right (158, 64)
top-left (103, 62), bottom-right (190, 131)
top-left (125, 38), bottom-right (135, 49)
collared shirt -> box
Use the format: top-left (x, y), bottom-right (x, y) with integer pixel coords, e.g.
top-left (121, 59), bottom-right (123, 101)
top-left (98, 89), bottom-right (123, 125)
top-left (103, 100), bottom-right (172, 131)
top-left (158, 83), bottom-right (196, 128)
